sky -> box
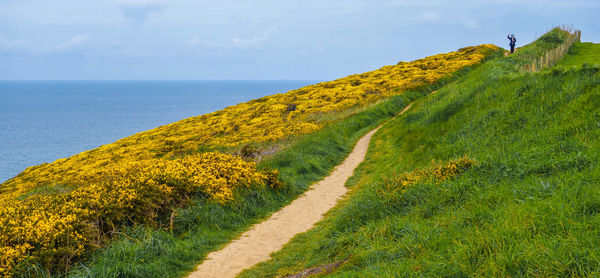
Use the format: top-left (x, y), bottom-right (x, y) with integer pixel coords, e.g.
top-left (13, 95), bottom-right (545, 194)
top-left (0, 0), bottom-right (598, 80)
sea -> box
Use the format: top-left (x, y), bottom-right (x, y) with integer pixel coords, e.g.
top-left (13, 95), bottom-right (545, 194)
top-left (0, 80), bottom-right (317, 183)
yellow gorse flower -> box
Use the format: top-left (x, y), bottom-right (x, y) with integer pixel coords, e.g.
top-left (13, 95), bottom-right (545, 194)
top-left (0, 45), bottom-right (498, 276)
top-left (0, 45), bottom-right (497, 201)
top-left (381, 157), bottom-right (476, 196)
top-left (0, 152), bottom-right (277, 276)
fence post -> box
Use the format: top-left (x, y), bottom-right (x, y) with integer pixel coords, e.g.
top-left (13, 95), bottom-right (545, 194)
top-left (522, 28), bottom-right (581, 72)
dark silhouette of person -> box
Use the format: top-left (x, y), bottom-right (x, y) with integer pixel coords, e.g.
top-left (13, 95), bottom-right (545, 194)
top-left (507, 34), bottom-right (517, 53)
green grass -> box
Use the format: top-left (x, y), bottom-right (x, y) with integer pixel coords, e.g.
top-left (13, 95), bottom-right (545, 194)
top-left (15, 184), bottom-right (72, 200)
top-left (56, 96), bottom-right (409, 278)
top-left (504, 28), bottom-right (572, 68)
top-left (239, 34), bottom-right (600, 277)
top-left (35, 58), bottom-right (498, 278)
top-left (55, 50), bottom-right (502, 278)
top-left (9, 43), bottom-right (500, 278)
top-left (559, 42), bottom-right (600, 67)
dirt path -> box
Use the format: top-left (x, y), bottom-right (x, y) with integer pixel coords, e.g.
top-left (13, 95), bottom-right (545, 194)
top-left (187, 103), bottom-right (413, 278)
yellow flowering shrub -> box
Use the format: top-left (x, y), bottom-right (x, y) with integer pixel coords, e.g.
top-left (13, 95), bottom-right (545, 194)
top-left (0, 152), bottom-right (276, 276)
top-left (0, 45), bottom-right (498, 201)
top-left (0, 45), bottom-right (499, 276)
top-left (381, 157), bottom-right (476, 195)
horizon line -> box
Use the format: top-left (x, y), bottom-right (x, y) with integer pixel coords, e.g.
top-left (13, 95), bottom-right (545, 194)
top-left (0, 79), bottom-right (324, 82)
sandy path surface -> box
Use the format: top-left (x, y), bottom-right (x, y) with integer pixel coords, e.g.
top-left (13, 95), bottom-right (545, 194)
top-left (187, 103), bottom-right (413, 278)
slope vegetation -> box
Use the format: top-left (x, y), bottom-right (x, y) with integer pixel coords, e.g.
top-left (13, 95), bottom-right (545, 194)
top-left (240, 29), bottom-right (600, 277)
top-left (559, 42), bottom-right (600, 68)
top-left (0, 45), bottom-right (495, 201)
top-left (0, 44), bottom-right (500, 277)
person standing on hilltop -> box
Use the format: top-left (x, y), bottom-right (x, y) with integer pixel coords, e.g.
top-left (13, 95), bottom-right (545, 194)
top-left (507, 34), bottom-right (517, 53)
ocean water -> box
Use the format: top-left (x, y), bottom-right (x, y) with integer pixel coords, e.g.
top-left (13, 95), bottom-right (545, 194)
top-left (0, 80), bottom-right (317, 183)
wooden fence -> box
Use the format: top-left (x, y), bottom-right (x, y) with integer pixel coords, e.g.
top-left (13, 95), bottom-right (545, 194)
top-left (524, 28), bottom-right (581, 72)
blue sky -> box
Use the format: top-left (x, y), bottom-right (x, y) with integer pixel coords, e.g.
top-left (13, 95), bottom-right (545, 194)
top-left (1, 0), bottom-right (598, 80)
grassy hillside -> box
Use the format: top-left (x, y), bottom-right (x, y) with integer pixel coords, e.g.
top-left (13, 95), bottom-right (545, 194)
top-left (0, 44), bottom-right (500, 276)
top-left (49, 97), bottom-right (408, 278)
top-left (559, 42), bottom-right (600, 67)
top-left (239, 30), bottom-right (600, 277)
top-left (60, 59), bottom-right (498, 278)
top-left (0, 45), bottom-right (495, 202)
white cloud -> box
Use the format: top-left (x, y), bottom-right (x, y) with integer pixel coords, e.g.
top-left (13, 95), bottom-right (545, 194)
top-left (115, 0), bottom-right (166, 4)
top-left (460, 16), bottom-right (480, 29)
top-left (121, 2), bottom-right (166, 24)
top-left (0, 34), bottom-right (91, 54)
top-left (415, 11), bottom-right (441, 23)
top-left (232, 27), bottom-right (276, 47)
top-left (0, 35), bottom-right (27, 51)
top-left (383, 0), bottom-right (442, 7)
top-left (55, 35), bottom-right (92, 50)
top-left (188, 35), bottom-right (225, 50)
top-left (189, 34), bottom-right (203, 46)
top-left (410, 10), bottom-right (480, 29)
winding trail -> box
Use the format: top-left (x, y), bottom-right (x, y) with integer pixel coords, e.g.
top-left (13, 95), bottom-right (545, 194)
top-left (187, 103), bottom-right (414, 278)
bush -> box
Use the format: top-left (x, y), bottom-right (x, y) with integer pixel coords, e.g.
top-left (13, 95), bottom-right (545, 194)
top-left (0, 152), bottom-right (278, 277)
top-left (539, 32), bottom-right (564, 44)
